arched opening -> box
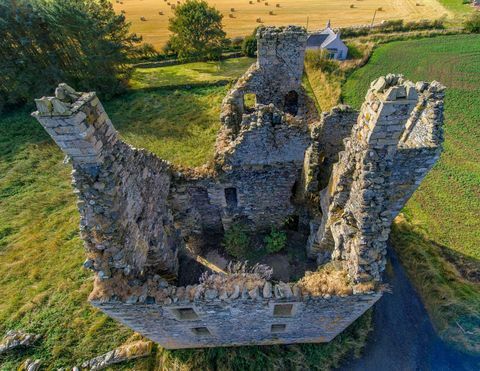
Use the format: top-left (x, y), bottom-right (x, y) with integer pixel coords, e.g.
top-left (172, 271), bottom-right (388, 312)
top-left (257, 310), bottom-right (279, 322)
top-left (284, 90), bottom-right (299, 116)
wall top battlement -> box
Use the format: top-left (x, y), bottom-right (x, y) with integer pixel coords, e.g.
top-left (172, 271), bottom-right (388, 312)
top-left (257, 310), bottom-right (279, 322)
top-left (368, 73), bottom-right (445, 103)
top-left (33, 83), bottom-right (95, 117)
top-left (256, 25), bottom-right (307, 39)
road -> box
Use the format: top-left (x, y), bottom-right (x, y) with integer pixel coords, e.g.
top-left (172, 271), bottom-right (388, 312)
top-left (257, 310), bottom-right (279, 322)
top-left (340, 248), bottom-right (480, 371)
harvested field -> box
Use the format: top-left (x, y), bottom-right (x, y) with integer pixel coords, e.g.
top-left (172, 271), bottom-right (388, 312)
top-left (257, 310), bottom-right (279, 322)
top-left (111, 0), bottom-right (451, 49)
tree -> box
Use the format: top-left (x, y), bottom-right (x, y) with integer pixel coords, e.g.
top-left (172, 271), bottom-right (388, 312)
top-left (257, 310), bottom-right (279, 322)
top-left (464, 12), bottom-right (480, 34)
top-left (242, 35), bottom-right (257, 57)
top-left (0, 0), bottom-right (142, 112)
top-left (168, 0), bottom-right (226, 61)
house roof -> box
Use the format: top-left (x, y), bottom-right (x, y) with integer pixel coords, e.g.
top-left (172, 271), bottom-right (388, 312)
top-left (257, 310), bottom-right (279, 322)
top-left (307, 23), bottom-right (344, 50)
top-left (306, 33), bottom-right (329, 48)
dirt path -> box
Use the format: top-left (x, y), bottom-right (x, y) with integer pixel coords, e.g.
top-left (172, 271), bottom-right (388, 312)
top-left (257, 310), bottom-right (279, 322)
top-left (340, 248), bottom-right (480, 371)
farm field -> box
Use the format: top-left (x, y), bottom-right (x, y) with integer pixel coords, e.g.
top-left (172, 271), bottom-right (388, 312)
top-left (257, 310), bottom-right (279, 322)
top-left (343, 34), bottom-right (480, 353)
top-left (0, 59), bottom-right (371, 369)
top-left (111, 0), bottom-right (452, 49)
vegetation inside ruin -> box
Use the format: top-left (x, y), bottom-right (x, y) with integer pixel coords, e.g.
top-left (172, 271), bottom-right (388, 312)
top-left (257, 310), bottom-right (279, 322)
top-left (222, 223), bottom-right (251, 259)
top-left (297, 263), bottom-right (353, 297)
top-left (264, 228), bottom-right (287, 254)
top-left (343, 34), bottom-right (480, 353)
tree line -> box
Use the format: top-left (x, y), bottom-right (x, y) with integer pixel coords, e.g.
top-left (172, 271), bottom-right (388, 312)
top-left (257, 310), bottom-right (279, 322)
top-left (0, 0), bottom-right (149, 112)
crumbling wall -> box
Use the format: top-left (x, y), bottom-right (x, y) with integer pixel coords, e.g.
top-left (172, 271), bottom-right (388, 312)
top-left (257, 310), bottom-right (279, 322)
top-left (220, 26), bottom-right (308, 136)
top-left (303, 105), bottom-right (358, 195)
top-left (32, 85), bottom-right (181, 281)
top-left (302, 106), bottom-right (357, 258)
top-left (309, 75), bottom-right (445, 282)
top-left (175, 105), bottom-right (311, 234)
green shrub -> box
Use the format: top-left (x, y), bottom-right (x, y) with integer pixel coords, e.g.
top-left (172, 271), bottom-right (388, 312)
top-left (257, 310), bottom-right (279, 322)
top-left (345, 42), bottom-right (363, 59)
top-left (305, 49), bottom-right (338, 73)
top-left (340, 18), bottom-right (444, 38)
top-left (231, 36), bottom-right (244, 47)
top-left (223, 224), bottom-right (250, 258)
top-left (464, 13), bottom-right (480, 34)
top-left (264, 227), bottom-right (287, 254)
top-left (242, 35), bottom-right (257, 57)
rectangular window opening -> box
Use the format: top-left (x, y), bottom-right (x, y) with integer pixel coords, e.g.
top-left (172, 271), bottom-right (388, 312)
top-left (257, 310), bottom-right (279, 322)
top-left (271, 324), bottom-right (286, 333)
top-left (244, 93), bottom-right (257, 112)
top-left (191, 327), bottom-right (211, 336)
top-left (171, 307), bottom-right (199, 320)
top-left (273, 303), bottom-right (294, 317)
top-left (224, 187), bottom-right (238, 208)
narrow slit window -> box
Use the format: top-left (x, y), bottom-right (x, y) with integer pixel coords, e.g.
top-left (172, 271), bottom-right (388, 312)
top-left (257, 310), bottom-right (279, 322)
top-left (191, 327), bottom-right (211, 336)
top-left (171, 307), bottom-right (199, 320)
top-left (273, 303), bottom-right (294, 317)
top-left (284, 90), bottom-right (299, 116)
top-left (225, 187), bottom-right (238, 208)
top-left (271, 324), bottom-right (286, 333)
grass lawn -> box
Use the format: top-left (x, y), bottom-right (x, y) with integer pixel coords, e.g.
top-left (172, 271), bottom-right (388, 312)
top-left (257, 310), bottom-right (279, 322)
top-left (130, 57), bottom-right (254, 90)
top-left (0, 59), bottom-right (373, 369)
top-left (437, 0), bottom-right (473, 15)
top-left (343, 34), bottom-right (480, 353)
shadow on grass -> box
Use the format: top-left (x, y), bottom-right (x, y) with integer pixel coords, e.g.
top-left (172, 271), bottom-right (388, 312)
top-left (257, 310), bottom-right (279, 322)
top-left (391, 218), bottom-right (480, 354)
top-left (128, 79), bottom-right (230, 94)
top-left (0, 106), bottom-right (49, 163)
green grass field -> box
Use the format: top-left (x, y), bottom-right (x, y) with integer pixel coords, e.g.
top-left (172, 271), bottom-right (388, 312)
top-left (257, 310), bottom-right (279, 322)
top-left (437, 0), bottom-right (473, 16)
top-left (0, 59), bottom-right (373, 369)
top-left (343, 34), bottom-right (480, 353)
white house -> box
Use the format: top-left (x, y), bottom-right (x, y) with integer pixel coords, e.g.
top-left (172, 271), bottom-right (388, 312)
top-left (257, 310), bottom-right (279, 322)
top-left (306, 21), bottom-right (348, 60)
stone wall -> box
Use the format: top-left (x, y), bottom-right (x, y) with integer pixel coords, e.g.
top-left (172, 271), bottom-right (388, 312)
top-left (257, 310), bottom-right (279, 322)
top-left (171, 105), bottom-right (311, 235)
top-left (309, 75), bottom-right (445, 282)
top-left (255, 26), bottom-right (308, 107)
top-left (305, 105), bottom-right (358, 194)
top-left (33, 85), bottom-right (181, 281)
top-left (91, 270), bottom-right (381, 349)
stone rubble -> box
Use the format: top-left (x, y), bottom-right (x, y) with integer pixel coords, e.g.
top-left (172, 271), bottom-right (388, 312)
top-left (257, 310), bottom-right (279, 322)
top-left (0, 330), bottom-right (41, 355)
top-left (79, 341), bottom-right (153, 371)
top-left (18, 359), bottom-right (42, 371)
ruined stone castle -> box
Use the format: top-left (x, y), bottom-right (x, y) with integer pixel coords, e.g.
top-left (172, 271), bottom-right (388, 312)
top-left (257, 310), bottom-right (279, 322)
top-left (32, 26), bottom-right (445, 349)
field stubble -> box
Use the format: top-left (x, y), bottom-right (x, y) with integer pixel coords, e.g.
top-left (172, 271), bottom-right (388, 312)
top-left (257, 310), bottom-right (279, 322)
top-left (111, 0), bottom-right (451, 49)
